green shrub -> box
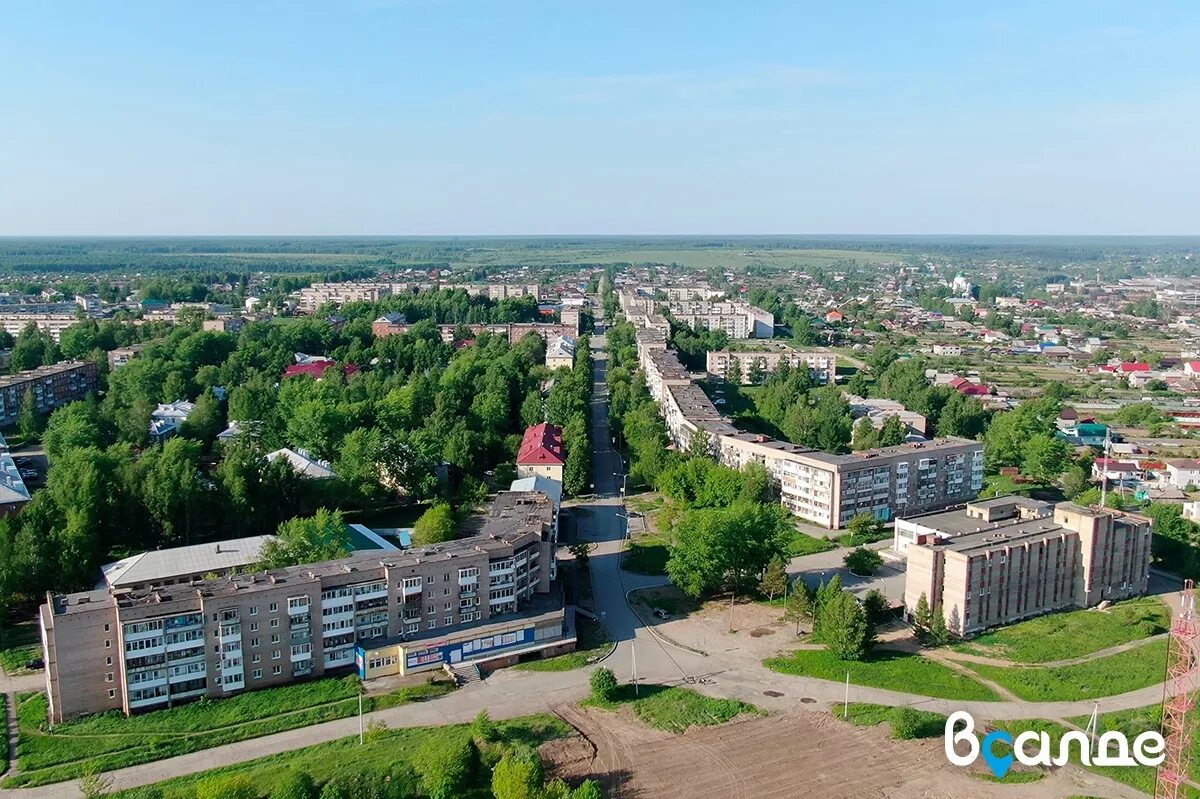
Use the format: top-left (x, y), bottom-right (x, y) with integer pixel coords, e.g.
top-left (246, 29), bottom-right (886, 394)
top-left (889, 708), bottom-right (923, 740)
top-left (589, 667), bottom-right (618, 701)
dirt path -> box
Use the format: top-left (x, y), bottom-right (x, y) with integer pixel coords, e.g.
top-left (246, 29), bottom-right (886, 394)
top-left (543, 705), bottom-right (1146, 799)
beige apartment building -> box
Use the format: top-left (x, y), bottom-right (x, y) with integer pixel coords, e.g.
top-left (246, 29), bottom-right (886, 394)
top-left (719, 434), bottom-right (984, 528)
top-left (40, 490), bottom-right (566, 722)
top-left (706, 347), bottom-right (836, 385)
top-left (295, 282), bottom-right (393, 313)
top-left (903, 499), bottom-right (1152, 636)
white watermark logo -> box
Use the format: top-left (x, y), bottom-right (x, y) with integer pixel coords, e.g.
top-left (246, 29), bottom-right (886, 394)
top-left (944, 711), bottom-right (1165, 779)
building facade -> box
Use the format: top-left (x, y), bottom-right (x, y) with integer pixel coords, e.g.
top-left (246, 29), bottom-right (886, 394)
top-left (0, 361), bottom-right (99, 425)
top-left (516, 423), bottom-right (566, 482)
top-left (718, 434), bottom-right (984, 529)
top-left (40, 490), bottom-right (566, 722)
top-left (706, 348), bottom-right (836, 385)
top-left (903, 500), bottom-right (1152, 636)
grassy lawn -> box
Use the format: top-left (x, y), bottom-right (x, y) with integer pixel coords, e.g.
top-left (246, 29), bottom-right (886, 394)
top-left (951, 597), bottom-right (1169, 663)
top-left (585, 684), bottom-right (762, 733)
top-left (6, 677), bottom-right (455, 788)
top-left (623, 532), bottom-right (670, 575)
top-left (111, 714), bottom-right (570, 799)
top-left (974, 771), bottom-right (1044, 784)
top-left (962, 639), bottom-right (1168, 703)
top-left (996, 715), bottom-right (1200, 798)
top-left (833, 527), bottom-right (891, 547)
top-left (764, 649), bottom-right (999, 701)
top-left (515, 617), bottom-right (614, 672)
top-left (0, 622), bottom-right (42, 675)
top-left (979, 473), bottom-right (1047, 498)
top-left (840, 702), bottom-right (945, 739)
top-left (630, 586), bottom-right (700, 618)
top-left (787, 527), bottom-right (836, 557)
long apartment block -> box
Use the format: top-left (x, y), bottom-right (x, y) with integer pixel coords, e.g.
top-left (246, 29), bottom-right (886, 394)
top-left (0, 360), bottom-right (98, 424)
top-left (719, 433), bottom-right (984, 529)
top-left (631, 314), bottom-right (982, 528)
top-left (39, 490), bottom-right (567, 722)
top-left (902, 499), bottom-right (1151, 636)
top-left (706, 347), bottom-right (836, 385)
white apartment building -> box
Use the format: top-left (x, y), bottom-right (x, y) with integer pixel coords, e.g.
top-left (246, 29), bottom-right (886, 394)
top-left (706, 348), bottom-right (836, 385)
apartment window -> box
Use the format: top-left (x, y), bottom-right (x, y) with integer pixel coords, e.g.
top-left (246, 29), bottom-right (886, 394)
top-left (106, 656), bottom-right (113, 666)
top-left (270, 619), bottom-right (279, 628)
top-left (444, 602), bottom-right (452, 611)
top-left (443, 588), bottom-right (450, 596)
top-left (444, 616), bottom-right (453, 626)
top-left (269, 603), bottom-right (278, 613)
top-left (105, 672), bottom-right (114, 682)
top-left (103, 623), bottom-right (110, 632)
top-left (104, 639), bottom-right (111, 649)
top-left (271, 634), bottom-right (280, 644)
top-left (252, 669), bottom-right (262, 679)
top-left (249, 606), bottom-right (258, 616)
top-left (427, 620), bottom-right (436, 629)
top-left (405, 623), bottom-right (419, 634)
top-left (249, 622), bottom-right (259, 632)
top-left (252, 654), bottom-right (261, 664)
top-left (250, 638), bottom-right (259, 648)
top-left (108, 689), bottom-right (116, 699)
top-left (443, 573), bottom-right (450, 582)
top-left (272, 649), bottom-right (281, 660)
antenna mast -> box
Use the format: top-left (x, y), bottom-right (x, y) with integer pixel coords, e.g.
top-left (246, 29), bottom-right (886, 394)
top-left (1156, 579), bottom-right (1199, 799)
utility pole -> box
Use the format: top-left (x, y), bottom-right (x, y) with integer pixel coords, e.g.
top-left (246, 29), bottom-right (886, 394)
top-left (843, 672), bottom-right (850, 719)
top-left (632, 640), bottom-right (639, 697)
top-left (728, 590), bottom-right (736, 633)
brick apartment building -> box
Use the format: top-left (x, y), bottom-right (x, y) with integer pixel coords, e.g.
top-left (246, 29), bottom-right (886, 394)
top-left (39, 489), bottom-right (568, 722)
top-left (902, 498), bottom-right (1152, 636)
top-left (0, 360), bottom-right (99, 425)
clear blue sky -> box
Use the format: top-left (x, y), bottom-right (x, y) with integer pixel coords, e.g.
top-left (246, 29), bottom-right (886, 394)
top-left (1, 1), bottom-right (1196, 235)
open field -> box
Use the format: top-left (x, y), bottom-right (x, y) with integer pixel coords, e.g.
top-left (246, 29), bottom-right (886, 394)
top-left (546, 705), bottom-right (1104, 799)
top-left (951, 597), bottom-right (1169, 663)
top-left (764, 649), bottom-right (1000, 701)
top-left (112, 714), bottom-right (570, 799)
top-left (7, 677), bottom-right (454, 788)
top-left (962, 639), bottom-right (1169, 702)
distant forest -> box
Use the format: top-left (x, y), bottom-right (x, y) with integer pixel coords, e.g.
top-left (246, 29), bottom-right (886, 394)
top-left (0, 235), bottom-right (1197, 274)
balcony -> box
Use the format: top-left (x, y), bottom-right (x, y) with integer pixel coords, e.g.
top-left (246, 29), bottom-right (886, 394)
top-left (353, 585), bottom-right (389, 602)
top-left (218, 625), bottom-right (241, 644)
top-left (290, 614), bottom-right (311, 628)
top-left (287, 601), bottom-right (311, 616)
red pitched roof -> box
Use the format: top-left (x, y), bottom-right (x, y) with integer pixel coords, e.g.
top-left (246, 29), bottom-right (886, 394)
top-left (956, 381), bottom-right (991, 396)
top-left (516, 423), bottom-right (566, 466)
top-left (282, 360), bottom-right (361, 380)
top-left (1119, 362), bottom-right (1151, 372)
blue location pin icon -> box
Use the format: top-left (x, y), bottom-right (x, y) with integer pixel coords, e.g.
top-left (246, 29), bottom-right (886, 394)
top-left (981, 730), bottom-right (1014, 779)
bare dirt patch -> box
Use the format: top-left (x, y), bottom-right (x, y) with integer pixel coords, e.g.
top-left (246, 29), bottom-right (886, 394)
top-left (546, 705), bottom-right (1138, 799)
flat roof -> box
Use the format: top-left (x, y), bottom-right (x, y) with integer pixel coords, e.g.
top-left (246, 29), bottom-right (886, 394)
top-left (939, 518), bottom-right (1071, 554)
top-left (0, 360), bottom-right (93, 388)
top-left (100, 536), bottom-right (274, 589)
